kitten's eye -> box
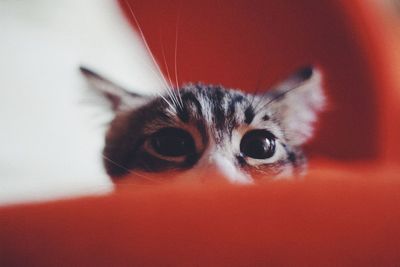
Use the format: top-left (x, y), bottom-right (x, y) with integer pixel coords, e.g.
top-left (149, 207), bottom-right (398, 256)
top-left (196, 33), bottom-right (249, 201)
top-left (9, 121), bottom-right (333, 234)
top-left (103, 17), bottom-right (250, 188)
top-left (240, 130), bottom-right (276, 159)
top-left (150, 127), bottom-right (196, 157)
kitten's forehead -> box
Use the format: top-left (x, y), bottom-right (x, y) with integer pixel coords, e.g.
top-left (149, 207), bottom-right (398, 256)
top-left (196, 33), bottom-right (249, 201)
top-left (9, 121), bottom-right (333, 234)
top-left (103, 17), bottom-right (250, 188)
top-left (178, 84), bottom-right (253, 130)
top-left (169, 84), bottom-right (283, 142)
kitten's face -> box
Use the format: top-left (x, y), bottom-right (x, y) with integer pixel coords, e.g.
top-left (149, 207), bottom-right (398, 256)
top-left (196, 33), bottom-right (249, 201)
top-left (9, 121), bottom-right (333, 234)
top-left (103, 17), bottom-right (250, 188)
top-left (81, 66), bottom-right (324, 183)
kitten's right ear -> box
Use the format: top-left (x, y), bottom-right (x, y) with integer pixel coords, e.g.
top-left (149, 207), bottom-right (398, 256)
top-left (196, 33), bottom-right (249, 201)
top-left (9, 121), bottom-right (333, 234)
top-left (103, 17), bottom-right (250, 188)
top-left (80, 66), bottom-right (147, 111)
top-left (265, 66), bottom-right (325, 146)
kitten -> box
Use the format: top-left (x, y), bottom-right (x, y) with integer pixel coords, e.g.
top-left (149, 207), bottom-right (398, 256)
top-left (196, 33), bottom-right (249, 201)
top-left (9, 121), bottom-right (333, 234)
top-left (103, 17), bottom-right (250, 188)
top-left (81, 66), bottom-right (325, 184)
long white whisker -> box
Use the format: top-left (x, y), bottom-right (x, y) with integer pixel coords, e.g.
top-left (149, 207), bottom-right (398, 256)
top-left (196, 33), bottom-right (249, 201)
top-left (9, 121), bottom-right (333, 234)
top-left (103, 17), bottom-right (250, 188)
top-left (159, 36), bottom-right (181, 110)
top-left (124, 0), bottom-right (170, 89)
top-left (159, 34), bottom-right (181, 109)
top-left (174, 6), bottom-right (183, 108)
top-left (160, 35), bottom-right (175, 91)
top-left (123, 0), bottom-right (177, 110)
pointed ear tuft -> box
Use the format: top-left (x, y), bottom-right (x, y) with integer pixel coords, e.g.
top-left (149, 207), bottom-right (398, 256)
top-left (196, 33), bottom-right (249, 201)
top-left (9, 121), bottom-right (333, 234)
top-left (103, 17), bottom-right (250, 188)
top-left (272, 65), bottom-right (316, 92)
top-left (297, 65), bottom-right (314, 80)
top-left (80, 66), bottom-right (146, 111)
top-left (267, 66), bottom-right (326, 145)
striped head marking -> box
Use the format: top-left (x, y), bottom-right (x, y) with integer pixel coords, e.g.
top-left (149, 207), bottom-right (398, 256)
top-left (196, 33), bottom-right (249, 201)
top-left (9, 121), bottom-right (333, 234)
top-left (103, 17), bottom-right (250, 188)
top-left (81, 66), bottom-right (325, 184)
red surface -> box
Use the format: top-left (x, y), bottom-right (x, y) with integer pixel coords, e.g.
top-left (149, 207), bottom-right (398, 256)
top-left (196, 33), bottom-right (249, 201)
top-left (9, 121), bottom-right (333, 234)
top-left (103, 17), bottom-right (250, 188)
top-left (1, 0), bottom-right (400, 266)
top-left (1, 163), bottom-right (400, 266)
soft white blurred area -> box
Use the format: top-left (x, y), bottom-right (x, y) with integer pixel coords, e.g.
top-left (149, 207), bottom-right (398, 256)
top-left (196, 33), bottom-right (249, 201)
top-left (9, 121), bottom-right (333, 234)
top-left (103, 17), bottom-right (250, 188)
top-left (0, 0), bottom-right (163, 205)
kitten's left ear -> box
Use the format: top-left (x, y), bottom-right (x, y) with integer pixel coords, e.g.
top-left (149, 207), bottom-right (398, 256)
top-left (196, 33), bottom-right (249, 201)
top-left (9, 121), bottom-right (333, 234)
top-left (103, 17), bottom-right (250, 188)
top-left (266, 66), bottom-right (326, 145)
top-left (80, 66), bottom-right (148, 111)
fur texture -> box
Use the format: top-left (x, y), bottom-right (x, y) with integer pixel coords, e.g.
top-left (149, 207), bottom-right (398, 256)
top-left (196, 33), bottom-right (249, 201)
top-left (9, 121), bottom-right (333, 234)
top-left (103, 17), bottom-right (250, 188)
top-left (82, 66), bottom-right (325, 183)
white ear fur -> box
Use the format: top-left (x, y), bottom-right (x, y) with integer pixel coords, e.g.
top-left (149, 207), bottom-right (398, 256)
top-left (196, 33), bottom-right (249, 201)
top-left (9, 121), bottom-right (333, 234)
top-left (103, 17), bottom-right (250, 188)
top-left (80, 66), bottom-right (148, 111)
top-left (268, 66), bottom-right (325, 145)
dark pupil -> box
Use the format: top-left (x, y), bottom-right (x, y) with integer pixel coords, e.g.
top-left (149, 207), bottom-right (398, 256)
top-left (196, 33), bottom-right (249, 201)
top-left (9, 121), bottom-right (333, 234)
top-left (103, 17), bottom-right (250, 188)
top-left (240, 130), bottom-right (276, 159)
top-left (150, 127), bottom-right (195, 157)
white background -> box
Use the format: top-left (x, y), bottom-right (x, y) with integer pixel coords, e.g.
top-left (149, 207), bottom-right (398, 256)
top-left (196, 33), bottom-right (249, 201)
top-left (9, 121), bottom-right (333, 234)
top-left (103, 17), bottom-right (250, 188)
top-left (0, 0), bottom-right (163, 205)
